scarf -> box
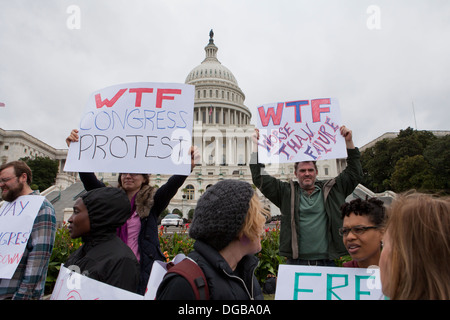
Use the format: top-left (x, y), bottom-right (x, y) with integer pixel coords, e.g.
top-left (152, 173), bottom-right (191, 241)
top-left (116, 185), bottom-right (157, 244)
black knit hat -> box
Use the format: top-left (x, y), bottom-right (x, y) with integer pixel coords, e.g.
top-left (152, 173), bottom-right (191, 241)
top-left (189, 179), bottom-right (254, 251)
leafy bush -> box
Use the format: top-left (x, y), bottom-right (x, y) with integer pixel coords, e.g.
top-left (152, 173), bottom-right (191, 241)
top-left (45, 224), bottom-right (82, 294)
top-left (334, 255), bottom-right (352, 267)
top-left (255, 222), bottom-right (286, 285)
top-left (158, 224), bottom-right (194, 261)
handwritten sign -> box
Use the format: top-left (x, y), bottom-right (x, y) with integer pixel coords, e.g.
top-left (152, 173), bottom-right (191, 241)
top-left (64, 82), bottom-right (195, 175)
top-left (256, 98), bottom-right (347, 163)
top-left (0, 195), bottom-right (44, 279)
top-left (51, 264), bottom-right (143, 300)
top-left (275, 265), bottom-right (384, 300)
top-left (144, 253), bottom-right (186, 300)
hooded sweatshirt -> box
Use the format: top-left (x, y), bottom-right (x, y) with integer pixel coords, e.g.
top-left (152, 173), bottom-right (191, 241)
top-left (65, 187), bottom-right (140, 293)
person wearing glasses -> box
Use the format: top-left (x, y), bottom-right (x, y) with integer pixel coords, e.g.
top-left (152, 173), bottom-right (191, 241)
top-left (339, 197), bottom-right (386, 268)
top-left (0, 161), bottom-right (56, 299)
top-left (66, 129), bottom-right (199, 295)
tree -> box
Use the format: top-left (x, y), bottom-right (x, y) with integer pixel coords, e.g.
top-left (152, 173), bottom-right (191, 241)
top-left (390, 127), bottom-right (436, 163)
top-left (390, 155), bottom-right (435, 192)
top-left (19, 156), bottom-right (59, 191)
top-left (423, 135), bottom-right (450, 191)
top-left (188, 208), bottom-right (195, 222)
top-left (361, 127), bottom-right (448, 194)
top-left (172, 208), bottom-right (182, 217)
top-left (361, 138), bottom-right (394, 192)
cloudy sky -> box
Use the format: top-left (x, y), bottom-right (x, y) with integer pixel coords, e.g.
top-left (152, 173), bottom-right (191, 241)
top-left (0, 0), bottom-right (449, 150)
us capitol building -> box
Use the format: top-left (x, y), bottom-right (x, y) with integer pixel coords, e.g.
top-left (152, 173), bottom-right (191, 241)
top-left (0, 31), bottom-right (368, 225)
top-left (170, 30), bottom-right (348, 218)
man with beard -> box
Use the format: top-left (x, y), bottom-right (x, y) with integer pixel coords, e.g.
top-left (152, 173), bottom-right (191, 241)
top-left (0, 161), bottom-right (56, 299)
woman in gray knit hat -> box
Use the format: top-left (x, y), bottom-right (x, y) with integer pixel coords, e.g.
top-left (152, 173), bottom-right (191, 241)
top-left (156, 179), bottom-right (270, 300)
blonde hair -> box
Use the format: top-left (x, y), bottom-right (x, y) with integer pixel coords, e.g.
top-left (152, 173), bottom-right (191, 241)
top-left (385, 192), bottom-right (450, 300)
top-left (238, 193), bottom-right (271, 242)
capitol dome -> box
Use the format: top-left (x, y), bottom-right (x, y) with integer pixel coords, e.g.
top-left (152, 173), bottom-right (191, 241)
top-left (185, 30), bottom-right (251, 126)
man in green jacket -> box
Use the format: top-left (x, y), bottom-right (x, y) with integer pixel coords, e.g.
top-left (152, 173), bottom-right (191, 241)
top-left (250, 126), bottom-right (363, 266)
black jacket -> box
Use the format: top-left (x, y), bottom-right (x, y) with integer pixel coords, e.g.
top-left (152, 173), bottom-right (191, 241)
top-left (156, 240), bottom-right (264, 300)
top-left (65, 237), bottom-right (140, 293)
top-left (79, 172), bottom-right (187, 294)
top-left (65, 188), bottom-right (140, 293)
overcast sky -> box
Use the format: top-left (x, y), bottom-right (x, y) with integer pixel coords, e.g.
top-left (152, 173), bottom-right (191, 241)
top-left (0, 0), bottom-right (449, 150)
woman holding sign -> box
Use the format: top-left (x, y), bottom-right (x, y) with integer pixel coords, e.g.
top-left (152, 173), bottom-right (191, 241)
top-left (66, 129), bottom-right (199, 295)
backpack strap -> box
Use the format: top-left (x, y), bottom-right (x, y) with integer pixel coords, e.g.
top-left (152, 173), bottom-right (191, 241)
top-left (166, 258), bottom-right (210, 300)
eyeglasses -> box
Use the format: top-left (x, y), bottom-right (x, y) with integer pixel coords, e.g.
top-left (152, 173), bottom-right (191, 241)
top-left (0, 176), bottom-right (17, 185)
top-left (339, 226), bottom-right (379, 237)
top-left (121, 173), bottom-right (140, 177)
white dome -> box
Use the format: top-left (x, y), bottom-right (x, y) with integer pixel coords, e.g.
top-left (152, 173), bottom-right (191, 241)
top-left (185, 30), bottom-right (251, 126)
top-left (185, 30), bottom-right (240, 88)
top-left (185, 61), bottom-right (238, 86)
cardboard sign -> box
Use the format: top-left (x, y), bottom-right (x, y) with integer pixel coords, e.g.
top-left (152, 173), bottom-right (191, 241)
top-left (0, 195), bottom-right (44, 279)
top-left (50, 264), bottom-right (143, 300)
top-left (256, 98), bottom-right (347, 163)
top-left (275, 265), bottom-right (384, 300)
top-left (144, 253), bottom-right (186, 300)
top-left (64, 82), bottom-right (195, 175)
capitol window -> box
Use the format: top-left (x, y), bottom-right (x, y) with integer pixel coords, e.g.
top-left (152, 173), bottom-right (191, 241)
top-left (185, 184), bottom-right (195, 200)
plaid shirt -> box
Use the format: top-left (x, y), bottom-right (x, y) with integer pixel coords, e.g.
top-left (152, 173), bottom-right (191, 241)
top-left (0, 192), bottom-right (56, 299)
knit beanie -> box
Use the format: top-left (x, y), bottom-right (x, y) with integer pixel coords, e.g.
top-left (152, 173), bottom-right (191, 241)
top-left (189, 179), bottom-right (254, 251)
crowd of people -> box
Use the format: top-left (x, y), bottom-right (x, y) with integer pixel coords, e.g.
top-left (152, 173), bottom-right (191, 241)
top-left (0, 127), bottom-right (448, 300)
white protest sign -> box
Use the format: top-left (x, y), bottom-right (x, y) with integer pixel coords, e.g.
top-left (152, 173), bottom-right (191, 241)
top-left (144, 253), bottom-right (186, 300)
top-left (64, 82), bottom-right (195, 175)
top-left (50, 264), bottom-right (143, 300)
top-left (256, 98), bottom-right (347, 163)
top-left (275, 265), bottom-right (384, 300)
top-left (0, 195), bottom-right (44, 279)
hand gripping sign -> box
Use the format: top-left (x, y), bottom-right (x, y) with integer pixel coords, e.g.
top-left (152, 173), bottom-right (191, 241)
top-left (64, 82), bottom-right (195, 175)
top-left (256, 98), bottom-right (347, 164)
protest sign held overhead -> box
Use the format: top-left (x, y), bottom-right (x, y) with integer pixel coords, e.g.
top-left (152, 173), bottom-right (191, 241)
top-left (0, 195), bottom-right (44, 279)
top-left (64, 82), bottom-right (195, 175)
top-left (256, 98), bottom-right (347, 163)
